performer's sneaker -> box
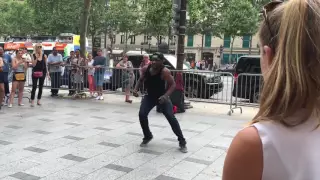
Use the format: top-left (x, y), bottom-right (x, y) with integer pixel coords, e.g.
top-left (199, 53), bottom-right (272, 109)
top-left (140, 136), bottom-right (153, 147)
top-left (179, 144), bottom-right (188, 153)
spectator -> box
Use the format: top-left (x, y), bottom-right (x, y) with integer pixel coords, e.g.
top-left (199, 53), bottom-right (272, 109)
top-left (47, 47), bottom-right (63, 97)
top-left (93, 49), bottom-right (106, 100)
top-left (223, 1), bottom-right (320, 180)
top-left (66, 51), bottom-right (75, 96)
top-left (0, 57), bottom-right (4, 110)
top-left (116, 54), bottom-right (135, 103)
top-left (87, 53), bottom-right (95, 97)
top-left (30, 44), bottom-right (49, 107)
top-left (0, 47), bottom-right (12, 105)
top-left (8, 49), bottom-right (28, 108)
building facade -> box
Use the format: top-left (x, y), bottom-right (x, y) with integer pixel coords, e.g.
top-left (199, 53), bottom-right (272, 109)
top-left (90, 33), bottom-right (260, 65)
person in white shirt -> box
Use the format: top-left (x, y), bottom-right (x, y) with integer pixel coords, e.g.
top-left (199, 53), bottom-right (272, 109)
top-left (223, 1), bottom-right (320, 180)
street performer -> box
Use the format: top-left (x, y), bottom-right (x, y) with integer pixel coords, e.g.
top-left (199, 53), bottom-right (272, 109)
top-left (133, 52), bottom-right (187, 153)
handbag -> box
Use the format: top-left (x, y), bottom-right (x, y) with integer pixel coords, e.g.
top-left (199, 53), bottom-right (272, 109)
top-left (33, 71), bottom-right (43, 78)
top-left (15, 73), bottom-right (25, 81)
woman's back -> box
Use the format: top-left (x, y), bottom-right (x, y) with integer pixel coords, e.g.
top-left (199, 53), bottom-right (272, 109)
top-left (253, 117), bottom-right (320, 180)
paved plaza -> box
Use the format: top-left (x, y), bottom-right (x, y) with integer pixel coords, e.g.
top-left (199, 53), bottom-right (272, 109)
top-left (0, 90), bottom-right (251, 180)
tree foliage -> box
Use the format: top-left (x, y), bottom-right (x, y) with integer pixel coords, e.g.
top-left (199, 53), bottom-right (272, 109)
top-left (140, 0), bottom-right (171, 41)
top-left (187, 0), bottom-right (223, 36)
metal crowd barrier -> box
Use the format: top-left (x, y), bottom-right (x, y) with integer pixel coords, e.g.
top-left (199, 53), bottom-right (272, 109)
top-left (228, 73), bottom-right (263, 115)
top-left (24, 65), bottom-right (262, 115)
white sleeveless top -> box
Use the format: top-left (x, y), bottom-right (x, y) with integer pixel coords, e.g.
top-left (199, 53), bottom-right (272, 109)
top-left (253, 118), bottom-right (320, 180)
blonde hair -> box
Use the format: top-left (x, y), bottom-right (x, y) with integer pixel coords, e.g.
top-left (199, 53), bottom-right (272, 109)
top-left (33, 43), bottom-right (43, 57)
top-left (254, 0), bottom-right (320, 127)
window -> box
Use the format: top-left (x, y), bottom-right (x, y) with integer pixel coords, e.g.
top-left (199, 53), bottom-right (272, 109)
top-left (130, 35), bottom-right (136, 44)
top-left (157, 36), bottom-right (163, 45)
top-left (242, 35), bottom-right (251, 48)
top-left (111, 35), bottom-right (116, 44)
top-left (120, 35), bottom-right (125, 44)
top-left (205, 34), bottom-right (212, 47)
top-left (187, 35), bottom-right (193, 47)
top-left (223, 36), bottom-right (231, 48)
top-left (170, 36), bottom-right (176, 45)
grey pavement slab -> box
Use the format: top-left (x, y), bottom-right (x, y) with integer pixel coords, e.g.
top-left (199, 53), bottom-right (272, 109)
top-left (0, 92), bottom-right (249, 180)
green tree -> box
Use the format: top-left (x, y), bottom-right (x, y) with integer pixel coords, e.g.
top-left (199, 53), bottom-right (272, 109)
top-left (141, 0), bottom-right (171, 45)
top-left (188, 0), bottom-right (223, 58)
top-left (219, 0), bottom-right (259, 62)
top-left (88, 0), bottom-right (106, 44)
top-left (3, 1), bottom-right (35, 36)
top-left (107, 0), bottom-right (141, 51)
top-left (26, 0), bottom-right (82, 35)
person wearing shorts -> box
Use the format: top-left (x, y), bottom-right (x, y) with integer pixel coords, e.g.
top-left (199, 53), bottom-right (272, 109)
top-left (93, 49), bottom-right (106, 100)
top-left (8, 49), bottom-right (28, 108)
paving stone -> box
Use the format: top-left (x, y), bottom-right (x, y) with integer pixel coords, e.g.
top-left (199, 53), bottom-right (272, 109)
top-left (104, 164), bottom-right (133, 173)
top-left (205, 144), bottom-right (228, 151)
top-left (65, 123), bottom-right (81, 126)
top-left (10, 172), bottom-right (40, 180)
top-left (65, 113), bottom-right (78, 116)
top-left (184, 157), bottom-right (213, 165)
top-left (94, 127), bottom-right (112, 131)
top-left (183, 129), bottom-right (202, 133)
top-left (98, 142), bottom-right (121, 148)
top-left (163, 138), bottom-right (177, 142)
top-left (126, 132), bottom-right (143, 137)
top-left (32, 130), bottom-right (51, 135)
top-left (155, 175), bottom-right (183, 180)
top-left (0, 140), bottom-right (13, 145)
top-left (90, 116), bottom-right (106, 120)
top-left (150, 124), bottom-right (167, 128)
top-left (118, 120), bottom-right (135, 124)
top-left (24, 147), bottom-right (47, 153)
top-left (61, 154), bottom-right (87, 162)
top-left (63, 136), bottom-right (84, 141)
top-left (138, 149), bottom-right (163, 156)
top-left (5, 125), bottom-right (22, 129)
top-left (38, 118), bottom-right (54, 122)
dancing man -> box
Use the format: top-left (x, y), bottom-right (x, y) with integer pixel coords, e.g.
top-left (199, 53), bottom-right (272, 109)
top-left (133, 53), bottom-right (187, 153)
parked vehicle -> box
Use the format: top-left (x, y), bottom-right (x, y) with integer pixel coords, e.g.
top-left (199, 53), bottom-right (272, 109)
top-left (105, 53), bottom-right (224, 99)
top-left (232, 55), bottom-right (262, 103)
top-left (217, 63), bottom-right (236, 76)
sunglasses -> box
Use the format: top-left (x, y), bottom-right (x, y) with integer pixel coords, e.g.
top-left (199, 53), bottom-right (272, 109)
top-left (37, 46), bottom-right (42, 48)
top-left (261, 0), bottom-right (283, 40)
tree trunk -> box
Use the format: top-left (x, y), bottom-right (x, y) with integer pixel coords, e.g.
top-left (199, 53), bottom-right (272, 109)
top-left (249, 35), bottom-right (252, 55)
top-left (125, 32), bottom-right (128, 52)
top-left (229, 36), bottom-right (235, 64)
top-left (104, 31), bottom-right (107, 49)
top-left (80, 0), bottom-right (92, 58)
top-left (201, 34), bottom-right (204, 60)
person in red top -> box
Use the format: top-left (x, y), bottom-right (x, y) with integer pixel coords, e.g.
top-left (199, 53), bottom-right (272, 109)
top-left (139, 54), bottom-right (151, 69)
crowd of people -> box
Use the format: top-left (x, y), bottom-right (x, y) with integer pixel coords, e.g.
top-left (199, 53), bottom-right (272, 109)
top-left (0, 45), bottom-right (155, 110)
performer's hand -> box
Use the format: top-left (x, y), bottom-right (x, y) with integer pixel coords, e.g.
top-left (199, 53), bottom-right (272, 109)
top-left (133, 90), bottom-right (139, 97)
top-left (158, 95), bottom-right (169, 104)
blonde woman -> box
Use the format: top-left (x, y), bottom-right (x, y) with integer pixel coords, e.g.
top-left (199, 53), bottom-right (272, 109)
top-left (223, 0), bottom-right (320, 180)
top-left (30, 44), bottom-right (49, 107)
top-left (8, 49), bottom-right (28, 108)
